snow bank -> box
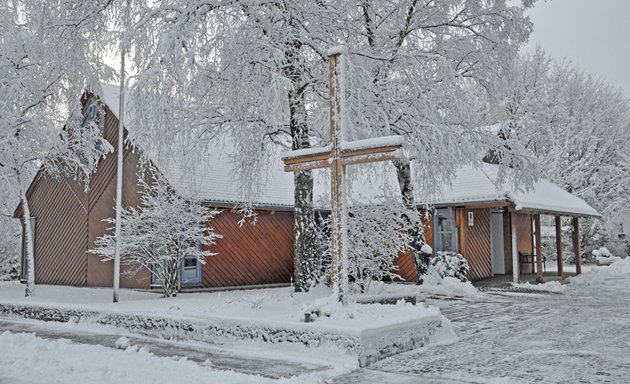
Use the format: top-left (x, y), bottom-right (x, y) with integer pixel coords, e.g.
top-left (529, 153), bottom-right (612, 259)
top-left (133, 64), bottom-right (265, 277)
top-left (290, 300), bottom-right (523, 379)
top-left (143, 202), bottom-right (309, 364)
top-left (0, 331), bottom-right (282, 384)
top-left (592, 247), bottom-right (621, 266)
top-left (569, 258), bottom-right (630, 286)
top-left (510, 281), bottom-right (567, 293)
top-left (358, 279), bottom-right (480, 300)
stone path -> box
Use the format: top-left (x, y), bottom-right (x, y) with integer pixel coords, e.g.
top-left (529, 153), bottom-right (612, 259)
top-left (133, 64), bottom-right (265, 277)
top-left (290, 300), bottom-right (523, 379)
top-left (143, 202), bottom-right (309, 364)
top-left (333, 275), bottom-right (630, 383)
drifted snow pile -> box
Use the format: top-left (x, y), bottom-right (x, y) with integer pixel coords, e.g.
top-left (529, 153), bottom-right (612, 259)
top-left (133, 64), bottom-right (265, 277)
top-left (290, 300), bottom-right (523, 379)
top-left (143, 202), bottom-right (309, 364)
top-left (570, 258), bottom-right (630, 286)
top-left (592, 247), bottom-right (621, 266)
top-left (0, 331), bottom-right (280, 384)
top-left (511, 280), bottom-right (567, 293)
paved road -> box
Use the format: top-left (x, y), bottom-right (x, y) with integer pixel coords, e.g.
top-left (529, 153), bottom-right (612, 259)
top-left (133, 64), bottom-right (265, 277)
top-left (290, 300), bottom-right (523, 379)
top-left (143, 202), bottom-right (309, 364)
top-left (0, 319), bottom-right (328, 380)
top-left (333, 276), bottom-right (630, 383)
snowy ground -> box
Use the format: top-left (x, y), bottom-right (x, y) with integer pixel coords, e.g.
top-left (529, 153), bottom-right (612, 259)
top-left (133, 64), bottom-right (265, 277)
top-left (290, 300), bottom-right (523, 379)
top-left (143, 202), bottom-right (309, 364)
top-left (0, 279), bottom-right (454, 382)
top-left (0, 281), bottom-right (444, 332)
top-left (334, 260), bottom-right (630, 383)
top-left (2, 261), bottom-right (630, 383)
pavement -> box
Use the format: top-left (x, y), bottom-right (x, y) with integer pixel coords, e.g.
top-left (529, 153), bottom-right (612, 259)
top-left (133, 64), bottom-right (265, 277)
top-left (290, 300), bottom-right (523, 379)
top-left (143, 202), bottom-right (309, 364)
top-left (332, 273), bottom-right (630, 383)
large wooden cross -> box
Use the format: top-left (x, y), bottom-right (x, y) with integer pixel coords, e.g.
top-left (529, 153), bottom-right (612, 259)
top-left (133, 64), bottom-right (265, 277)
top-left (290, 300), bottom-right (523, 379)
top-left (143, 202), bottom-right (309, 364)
top-left (282, 46), bottom-right (403, 305)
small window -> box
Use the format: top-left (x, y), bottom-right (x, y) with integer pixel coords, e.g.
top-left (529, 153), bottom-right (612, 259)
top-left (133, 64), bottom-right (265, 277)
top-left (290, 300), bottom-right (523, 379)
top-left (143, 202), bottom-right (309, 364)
top-left (150, 242), bottom-right (202, 286)
top-left (435, 207), bottom-right (458, 253)
top-left (181, 256), bottom-right (201, 284)
top-left (181, 241), bottom-right (202, 285)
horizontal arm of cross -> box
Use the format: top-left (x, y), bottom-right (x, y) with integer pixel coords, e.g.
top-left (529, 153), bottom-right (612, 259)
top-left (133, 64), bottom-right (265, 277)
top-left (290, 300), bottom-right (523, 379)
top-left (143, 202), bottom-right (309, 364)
top-left (283, 144), bottom-right (402, 172)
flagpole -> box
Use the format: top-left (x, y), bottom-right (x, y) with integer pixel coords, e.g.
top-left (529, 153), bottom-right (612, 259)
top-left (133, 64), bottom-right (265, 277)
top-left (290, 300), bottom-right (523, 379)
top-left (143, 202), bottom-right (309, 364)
top-left (113, 4), bottom-right (129, 303)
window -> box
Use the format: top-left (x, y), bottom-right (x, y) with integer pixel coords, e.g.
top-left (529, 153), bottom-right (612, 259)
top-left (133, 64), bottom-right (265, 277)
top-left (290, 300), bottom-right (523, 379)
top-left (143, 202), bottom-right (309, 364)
top-left (181, 256), bottom-right (201, 284)
top-left (76, 98), bottom-right (106, 171)
top-left (181, 240), bottom-right (202, 285)
top-left (21, 217), bottom-right (36, 280)
top-left (81, 98), bottom-right (104, 131)
top-left (150, 242), bottom-right (202, 286)
top-left (434, 207), bottom-right (458, 253)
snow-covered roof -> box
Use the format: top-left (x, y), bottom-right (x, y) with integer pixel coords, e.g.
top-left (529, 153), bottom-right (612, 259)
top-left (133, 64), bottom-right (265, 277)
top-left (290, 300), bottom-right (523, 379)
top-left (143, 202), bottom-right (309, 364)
top-left (97, 83), bottom-right (130, 122)
top-left (161, 148), bottom-right (297, 208)
top-left (427, 164), bottom-right (601, 218)
top-left (95, 84), bottom-right (601, 217)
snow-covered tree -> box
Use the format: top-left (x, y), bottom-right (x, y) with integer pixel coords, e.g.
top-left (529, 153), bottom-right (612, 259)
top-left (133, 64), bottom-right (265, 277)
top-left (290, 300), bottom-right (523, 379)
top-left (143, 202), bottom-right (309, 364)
top-left (336, 0), bottom-right (538, 281)
top-left (0, 1), bottom-right (113, 296)
top-left (497, 49), bottom-right (630, 254)
top-left (90, 170), bottom-right (221, 297)
top-left (0, 178), bottom-right (19, 281)
top-left (100, 0), bottom-right (538, 290)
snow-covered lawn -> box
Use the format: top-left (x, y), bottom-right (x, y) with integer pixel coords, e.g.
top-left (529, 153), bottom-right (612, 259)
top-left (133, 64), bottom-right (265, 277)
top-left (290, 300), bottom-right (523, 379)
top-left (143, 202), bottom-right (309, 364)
top-left (6, 261), bottom-right (630, 383)
top-left (0, 280), bottom-right (461, 370)
top-left (0, 282), bottom-right (452, 334)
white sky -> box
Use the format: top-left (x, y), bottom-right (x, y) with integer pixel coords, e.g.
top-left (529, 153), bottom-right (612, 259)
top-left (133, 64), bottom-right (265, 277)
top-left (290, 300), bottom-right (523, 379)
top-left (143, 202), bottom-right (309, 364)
top-left (524, 0), bottom-right (630, 96)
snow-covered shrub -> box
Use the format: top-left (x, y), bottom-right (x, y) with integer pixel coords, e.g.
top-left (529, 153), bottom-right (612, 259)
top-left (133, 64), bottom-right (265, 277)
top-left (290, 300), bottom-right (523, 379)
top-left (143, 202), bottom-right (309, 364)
top-left (429, 251), bottom-right (470, 282)
top-left (347, 204), bottom-right (413, 293)
top-left (579, 219), bottom-right (608, 264)
top-left (314, 202), bottom-right (414, 293)
top-left (245, 294), bottom-right (265, 310)
top-left (592, 247), bottom-right (614, 259)
top-left (90, 168), bottom-right (221, 297)
top-left (303, 214), bottom-right (331, 289)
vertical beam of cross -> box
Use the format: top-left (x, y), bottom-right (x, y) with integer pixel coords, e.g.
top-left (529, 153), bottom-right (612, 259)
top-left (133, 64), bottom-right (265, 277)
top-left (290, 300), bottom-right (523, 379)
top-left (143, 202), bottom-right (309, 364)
top-left (328, 48), bottom-right (348, 305)
top-left (282, 47), bottom-right (402, 306)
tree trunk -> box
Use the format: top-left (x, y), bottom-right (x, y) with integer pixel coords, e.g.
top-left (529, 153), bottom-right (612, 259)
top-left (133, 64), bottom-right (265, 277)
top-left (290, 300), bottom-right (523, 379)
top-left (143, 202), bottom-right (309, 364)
top-left (284, 39), bottom-right (319, 292)
top-left (19, 179), bottom-right (35, 297)
top-left (393, 159), bottom-right (430, 284)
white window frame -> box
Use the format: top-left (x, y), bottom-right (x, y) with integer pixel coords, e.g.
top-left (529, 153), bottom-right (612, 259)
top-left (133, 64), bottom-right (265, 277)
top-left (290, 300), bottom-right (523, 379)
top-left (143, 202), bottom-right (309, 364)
top-left (434, 207), bottom-right (458, 254)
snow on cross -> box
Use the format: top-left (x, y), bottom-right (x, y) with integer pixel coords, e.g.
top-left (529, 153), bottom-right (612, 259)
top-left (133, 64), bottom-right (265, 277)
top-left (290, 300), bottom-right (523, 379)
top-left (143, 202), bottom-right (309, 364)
top-left (282, 47), bottom-right (403, 305)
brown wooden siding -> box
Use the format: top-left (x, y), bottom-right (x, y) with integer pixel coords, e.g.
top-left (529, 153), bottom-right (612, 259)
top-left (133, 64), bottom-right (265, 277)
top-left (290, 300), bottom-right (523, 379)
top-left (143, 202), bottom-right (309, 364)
top-left (28, 176), bottom-right (88, 286)
top-left (203, 210), bottom-right (294, 287)
top-left (17, 99), bottom-right (150, 289)
top-left (394, 211), bottom-right (434, 282)
top-left (86, 121), bottom-right (148, 289)
top-left (462, 208), bottom-right (492, 281)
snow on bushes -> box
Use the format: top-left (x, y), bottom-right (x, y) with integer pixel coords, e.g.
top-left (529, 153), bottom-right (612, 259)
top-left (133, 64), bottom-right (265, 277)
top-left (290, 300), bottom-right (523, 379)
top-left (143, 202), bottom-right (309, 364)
top-left (315, 202), bottom-right (415, 294)
top-left (429, 251), bottom-right (470, 282)
top-left (90, 169), bottom-right (221, 298)
top-left (592, 247), bottom-right (621, 266)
